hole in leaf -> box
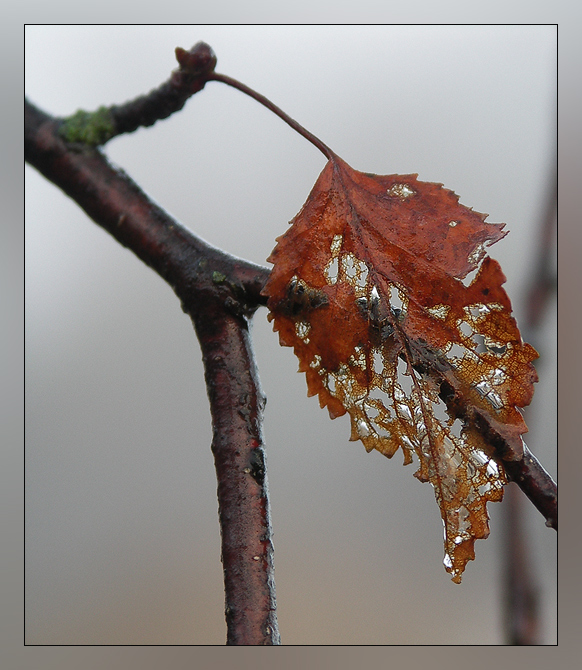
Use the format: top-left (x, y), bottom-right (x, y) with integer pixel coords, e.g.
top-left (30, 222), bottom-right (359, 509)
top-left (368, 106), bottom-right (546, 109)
top-left (458, 320), bottom-right (473, 338)
top-left (458, 505), bottom-right (470, 533)
top-left (388, 284), bottom-right (404, 311)
top-left (447, 342), bottom-right (467, 361)
top-left (485, 339), bottom-right (507, 356)
top-left (432, 399), bottom-right (449, 424)
top-left (450, 419), bottom-right (463, 439)
top-left (327, 374), bottom-right (337, 394)
top-left (325, 257), bottom-right (339, 284)
top-left (387, 183), bottom-right (416, 199)
top-left (363, 402), bottom-right (380, 420)
top-left (371, 422), bottom-right (391, 439)
top-left (342, 254), bottom-right (357, 279)
top-left (295, 321), bottom-right (311, 341)
top-left (461, 265), bottom-right (480, 287)
top-left (373, 349), bottom-right (384, 375)
top-left (468, 304), bottom-right (490, 319)
top-left (396, 358), bottom-right (413, 395)
top-left (472, 333), bottom-right (488, 354)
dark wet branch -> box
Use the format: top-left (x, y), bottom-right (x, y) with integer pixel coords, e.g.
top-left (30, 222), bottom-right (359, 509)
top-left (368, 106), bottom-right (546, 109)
top-left (57, 42), bottom-right (218, 146)
top-left (194, 309), bottom-right (279, 645)
top-left (504, 444), bottom-right (557, 530)
top-left (25, 99), bottom-right (269, 311)
top-left (25, 97), bottom-right (279, 645)
top-left (109, 43), bottom-right (217, 137)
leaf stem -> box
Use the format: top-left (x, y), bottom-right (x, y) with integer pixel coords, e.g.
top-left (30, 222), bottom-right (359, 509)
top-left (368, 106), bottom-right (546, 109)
top-left (208, 72), bottom-right (335, 161)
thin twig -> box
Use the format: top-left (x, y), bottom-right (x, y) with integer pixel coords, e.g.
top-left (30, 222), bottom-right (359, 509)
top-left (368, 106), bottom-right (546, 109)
top-left (503, 444), bottom-right (557, 530)
top-left (57, 42), bottom-right (218, 146)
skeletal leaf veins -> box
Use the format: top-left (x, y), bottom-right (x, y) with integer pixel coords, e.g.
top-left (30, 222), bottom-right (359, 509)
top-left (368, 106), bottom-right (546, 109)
top-left (263, 154), bottom-right (538, 583)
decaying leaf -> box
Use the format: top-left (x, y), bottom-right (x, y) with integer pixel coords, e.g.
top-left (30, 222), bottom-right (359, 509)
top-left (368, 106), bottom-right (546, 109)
top-left (263, 154), bottom-right (538, 583)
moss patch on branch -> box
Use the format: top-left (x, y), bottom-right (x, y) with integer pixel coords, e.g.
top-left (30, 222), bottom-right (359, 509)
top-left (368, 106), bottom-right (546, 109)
top-left (59, 106), bottom-right (115, 146)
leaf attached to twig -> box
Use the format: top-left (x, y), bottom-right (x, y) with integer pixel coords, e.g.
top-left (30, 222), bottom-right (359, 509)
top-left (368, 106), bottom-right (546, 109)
top-left (263, 154), bottom-right (538, 582)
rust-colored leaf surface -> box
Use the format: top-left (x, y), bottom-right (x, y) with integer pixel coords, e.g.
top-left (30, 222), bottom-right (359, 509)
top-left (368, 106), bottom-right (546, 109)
top-left (263, 155), bottom-right (538, 582)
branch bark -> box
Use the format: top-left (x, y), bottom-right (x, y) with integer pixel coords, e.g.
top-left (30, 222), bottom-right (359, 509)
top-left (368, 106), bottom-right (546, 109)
top-left (56, 42), bottom-right (218, 146)
top-left (504, 444), bottom-right (557, 530)
top-left (194, 309), bottom-right (279, 644)
top-left (25, 96), bottom-right (279, 645)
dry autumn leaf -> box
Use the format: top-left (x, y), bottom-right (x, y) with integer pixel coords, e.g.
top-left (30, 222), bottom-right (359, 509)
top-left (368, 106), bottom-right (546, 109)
top-left (263, 154), bottom-right (538, 583)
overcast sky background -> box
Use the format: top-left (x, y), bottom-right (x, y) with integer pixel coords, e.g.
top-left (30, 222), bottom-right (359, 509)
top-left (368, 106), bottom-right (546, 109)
top-left (25, 25), bottom-right (556, 645)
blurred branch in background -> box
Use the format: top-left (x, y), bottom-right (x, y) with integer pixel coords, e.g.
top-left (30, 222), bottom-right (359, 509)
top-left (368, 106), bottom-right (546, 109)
top-left (503, 161), bottom-right (556, 645)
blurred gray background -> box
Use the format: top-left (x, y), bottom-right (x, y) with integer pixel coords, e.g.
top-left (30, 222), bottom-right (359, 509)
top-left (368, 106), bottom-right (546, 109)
top-left (25, 25), bottom-right (556, 644)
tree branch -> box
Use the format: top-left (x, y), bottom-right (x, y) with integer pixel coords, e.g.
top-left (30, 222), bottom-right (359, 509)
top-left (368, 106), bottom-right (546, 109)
top-left (194, 308), bottom-right (279, 644)
top-left (25, 97), bottom-right (279, 645)
top-left (57, 42), bottom-right (218, 146)
top-left (503, 444), bottom-right (557, 530)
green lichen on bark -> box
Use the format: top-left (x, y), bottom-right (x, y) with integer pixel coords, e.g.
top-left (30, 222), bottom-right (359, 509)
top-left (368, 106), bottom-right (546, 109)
top-left (59, 106), bottom-right (115, 146)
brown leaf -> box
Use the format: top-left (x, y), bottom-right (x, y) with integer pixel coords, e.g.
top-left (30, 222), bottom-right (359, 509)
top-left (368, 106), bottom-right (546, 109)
top-left (263, 155), bottom-right (538, 582)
